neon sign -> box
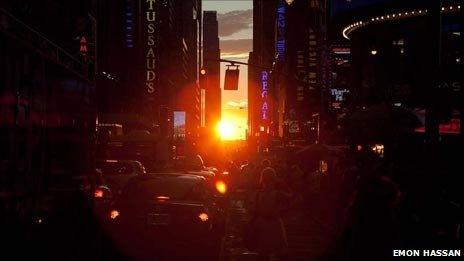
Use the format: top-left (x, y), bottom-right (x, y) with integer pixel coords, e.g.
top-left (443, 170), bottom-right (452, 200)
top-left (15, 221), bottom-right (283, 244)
top-left (146, 0), bottom-right (157, 95)
top-left (125, 0), bottom-right (135, 48)
top-left (261, 71), bottom-right (269, 120)
top-left (296, 50), bottom-right (305, 101)
top-left (308, 28), bottom-right (317, 90)
top-left (276, 0), bottom-right (286, 61)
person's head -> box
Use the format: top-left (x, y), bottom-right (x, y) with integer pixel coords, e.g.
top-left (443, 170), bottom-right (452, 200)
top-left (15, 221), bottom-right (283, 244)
top-left (259, 167), bottom-right (277, 189)
top-left (261, 159), bottom-right (271, 168)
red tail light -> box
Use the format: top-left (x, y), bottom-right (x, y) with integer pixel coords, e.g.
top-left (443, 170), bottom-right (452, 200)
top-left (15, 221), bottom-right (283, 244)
top-left (198, 212), bottom-right (209, 222)
top-left (109, 210), bottom-right (120, 220)
top-left (156, 195), bottom-right (170, 202)
top-left (94, 188), bottom-right (104, 198)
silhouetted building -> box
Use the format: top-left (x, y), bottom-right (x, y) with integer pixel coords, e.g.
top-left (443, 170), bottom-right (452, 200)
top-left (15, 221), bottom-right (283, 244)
top-left (202, 11), bottom-right (221, 134)
top-left (95, 0), bottom-right (202, 147)
top-left (249, 0), bottom-right (328, 146)
top-left (335, 0), bottom-right (462, 137)
top-left (0, 0), bottom-right (97, 202)
top-left (248, 0), bottom-right (278, 151)
top-left (172, 0), bottom-right (202, 148)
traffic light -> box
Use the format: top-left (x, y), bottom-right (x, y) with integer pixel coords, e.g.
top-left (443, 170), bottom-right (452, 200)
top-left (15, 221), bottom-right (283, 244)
top-left (224, 66), bottom-right (239, 90)
top-left (200, 67), bottom-right (207, 75)
top-left (199, 67), bottom-right (207, 89)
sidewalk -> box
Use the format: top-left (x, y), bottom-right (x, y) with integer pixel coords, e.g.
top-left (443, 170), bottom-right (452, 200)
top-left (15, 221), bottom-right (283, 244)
top-left (281, 205), bottom-right (338, 261)
top-left (221, 191), bottom-right (339, 261)
top-left (220, 191), bottom-right (262, 261)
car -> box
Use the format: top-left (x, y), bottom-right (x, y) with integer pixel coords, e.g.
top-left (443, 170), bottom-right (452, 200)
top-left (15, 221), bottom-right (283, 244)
top-left (26, 169), bottom-right (107, 251)
top-left (105, 173), bottom-right (224, 259)
top-left (172, 154), bottom-right (230, 195)
top-left (173, 154), bottom-right (219, 176)
top-left (96, 159), bottom-right (146, 196)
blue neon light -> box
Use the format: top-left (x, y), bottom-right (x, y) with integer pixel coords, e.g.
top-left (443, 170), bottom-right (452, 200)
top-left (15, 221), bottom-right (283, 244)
top-left (276, 0), bottom-right (286, 61)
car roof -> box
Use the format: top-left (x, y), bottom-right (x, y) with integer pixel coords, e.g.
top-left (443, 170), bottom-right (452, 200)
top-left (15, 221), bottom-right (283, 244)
top-left (98, 159), bottom-right (142, 164)
top-left (136, 173), bottom-right (206, 181)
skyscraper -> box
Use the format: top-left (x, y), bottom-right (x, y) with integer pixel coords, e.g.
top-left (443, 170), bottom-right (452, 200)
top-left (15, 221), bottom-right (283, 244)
top-left (249, 0), bottom-right (328, 146)
top-left (0, 0), bottom-right (97, 205)
top-left (248, 0), bottom-right (277, 150)
top-left (96, 0), bottom-right (202, 146)
top-left (172, 0), bottom-right (202, 149)
top-left (202, 11), bottom-right (221, 135)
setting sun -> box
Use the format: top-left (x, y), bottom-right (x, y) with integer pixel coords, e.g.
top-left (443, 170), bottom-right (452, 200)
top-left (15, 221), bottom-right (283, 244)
top-left (217, 121), bottom-right (236, 140)
top-left (217, 118), bottom-right (246, 141)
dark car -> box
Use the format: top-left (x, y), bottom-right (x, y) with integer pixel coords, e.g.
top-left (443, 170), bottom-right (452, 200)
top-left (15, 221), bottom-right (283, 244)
top-left (173, 155), bottom-right (229, 197)
top-left (105, 173), bottom-right (224, 260)
top-left (173, 154), bottom-right (217, 176)
top-left (23, 169), bottom-right (106, 259)
top-left (96, 159), bottom-right (146, 196)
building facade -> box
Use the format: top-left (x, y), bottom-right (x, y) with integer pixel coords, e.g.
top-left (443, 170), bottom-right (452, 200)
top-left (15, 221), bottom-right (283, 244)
top-left (0, 0), bottom-right (97, 199)
top-left (96, 0), bottom-right (202, 152)
top-left (202, 11), bottom-right (221, 136)
top-left (248, 0), bottom-right (277, 151)
top-left (336, 0), bottom-right (462, 139)
top-left (249, 0), bottom-right (329, 149)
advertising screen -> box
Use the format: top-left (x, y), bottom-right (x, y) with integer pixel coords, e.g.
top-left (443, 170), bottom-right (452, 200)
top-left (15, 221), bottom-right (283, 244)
top-left (173, 111), bottom-right (186, 141)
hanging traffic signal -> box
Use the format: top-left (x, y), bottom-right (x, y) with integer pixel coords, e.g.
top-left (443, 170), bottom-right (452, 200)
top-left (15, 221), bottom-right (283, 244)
top-left (224, 65), bottom-right (239, 90)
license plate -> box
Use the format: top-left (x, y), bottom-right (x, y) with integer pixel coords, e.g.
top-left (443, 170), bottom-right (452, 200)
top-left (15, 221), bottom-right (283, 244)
top-left (147, 214), bottom-right (170, 225)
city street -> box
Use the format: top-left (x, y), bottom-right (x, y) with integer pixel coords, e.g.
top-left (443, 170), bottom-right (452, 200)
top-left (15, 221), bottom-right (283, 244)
top-left (1, 0), bottom-right (463, 260)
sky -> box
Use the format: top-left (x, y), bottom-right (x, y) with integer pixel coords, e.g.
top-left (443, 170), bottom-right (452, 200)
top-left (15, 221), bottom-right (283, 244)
top-left (203, 0), bottom-right (252, 140)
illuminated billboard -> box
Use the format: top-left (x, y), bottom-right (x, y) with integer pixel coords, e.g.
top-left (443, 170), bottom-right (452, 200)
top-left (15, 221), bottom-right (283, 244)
top-left (173, 111), bottom-right (186, 141)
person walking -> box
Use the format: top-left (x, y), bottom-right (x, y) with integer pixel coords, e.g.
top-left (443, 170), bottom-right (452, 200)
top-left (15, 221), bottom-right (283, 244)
top-left (246, 167), bottom-right (289, 260)
top-left (342, 175), bottom-right (401, 261)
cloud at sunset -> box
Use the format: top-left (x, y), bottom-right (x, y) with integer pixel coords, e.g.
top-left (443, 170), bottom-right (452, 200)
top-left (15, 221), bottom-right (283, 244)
top-left (204, 1), bottom-right (252, 139)
top-left (220, 38), bottom-right (252, 58)
top-left (226, 100), bottom-right (248, 109)
top-left (217, 9), bottom-right (252, 37)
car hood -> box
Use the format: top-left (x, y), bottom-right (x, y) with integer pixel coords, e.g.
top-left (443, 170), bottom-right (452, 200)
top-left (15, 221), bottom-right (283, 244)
top-left (184, 170), bottom-right (214, 178)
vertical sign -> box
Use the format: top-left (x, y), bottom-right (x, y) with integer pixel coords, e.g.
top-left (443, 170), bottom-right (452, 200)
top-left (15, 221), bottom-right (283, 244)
top-left (261, 71), bottom-right (269, 121)
top-left (125, 0), bottom-right (135, 48)
top-left (145, 0), bottom-right (158, 96)
top-left (308, 28), bottom-right (318, 91)
top-left (296, 50), bottom-right (306, 101)
top-left (276, 0), bottom-right (286, 61)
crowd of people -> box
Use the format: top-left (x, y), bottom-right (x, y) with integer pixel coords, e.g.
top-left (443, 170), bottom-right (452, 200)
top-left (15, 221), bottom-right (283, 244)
top-left (222, 143), bottom-right (464, 261)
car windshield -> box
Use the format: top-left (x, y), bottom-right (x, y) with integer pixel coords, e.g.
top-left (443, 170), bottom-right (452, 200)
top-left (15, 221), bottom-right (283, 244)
top-left (122, 176), bottom-right (206, 201)
top-left (174, 155), bottom-right (204, 171)
top-left (99, 162), bottom-right (134, 176)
